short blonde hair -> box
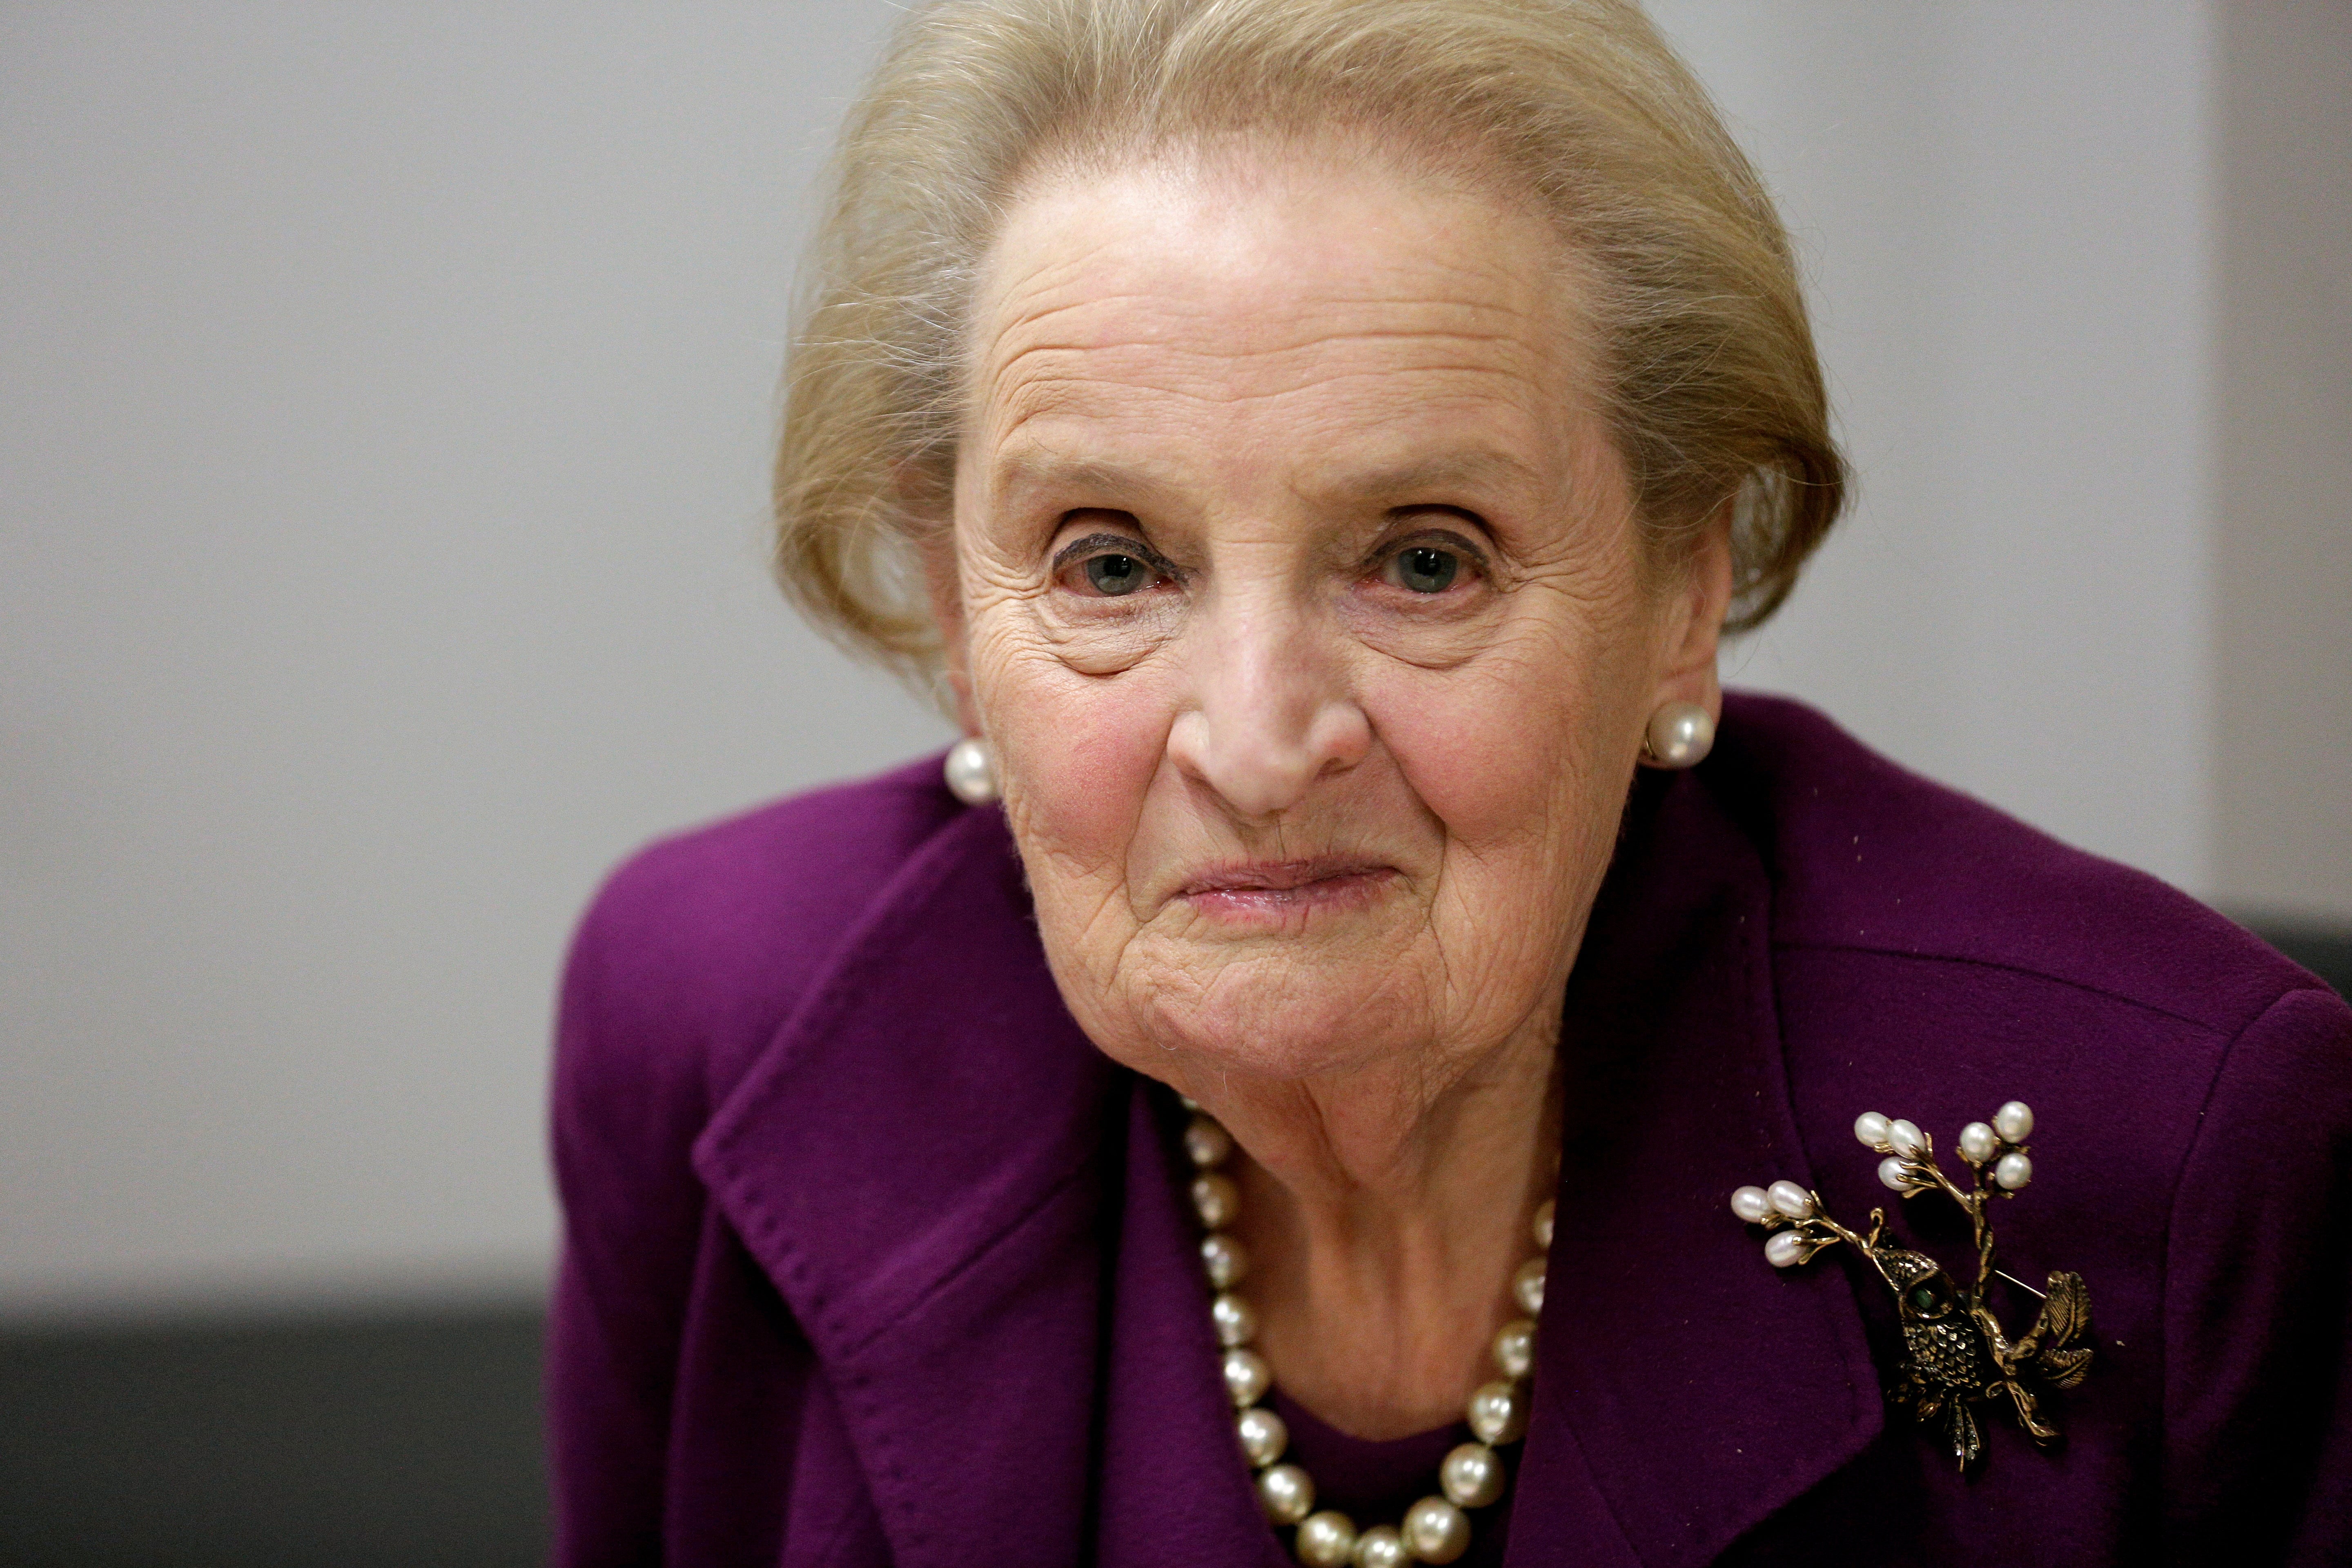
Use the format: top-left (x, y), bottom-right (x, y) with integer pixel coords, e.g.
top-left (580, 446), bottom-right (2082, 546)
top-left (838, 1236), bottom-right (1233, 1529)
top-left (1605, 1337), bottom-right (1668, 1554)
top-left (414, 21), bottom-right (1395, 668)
top-left (774, 0), bottom-right (1844, 686)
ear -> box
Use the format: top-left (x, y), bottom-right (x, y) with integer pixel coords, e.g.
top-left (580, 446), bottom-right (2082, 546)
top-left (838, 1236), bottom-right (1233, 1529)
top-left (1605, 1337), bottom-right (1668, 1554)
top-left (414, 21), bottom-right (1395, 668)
top-left (1648, 501), bottom-right (1736, 722)
top-left (919, 523), bottom-right (982, 735)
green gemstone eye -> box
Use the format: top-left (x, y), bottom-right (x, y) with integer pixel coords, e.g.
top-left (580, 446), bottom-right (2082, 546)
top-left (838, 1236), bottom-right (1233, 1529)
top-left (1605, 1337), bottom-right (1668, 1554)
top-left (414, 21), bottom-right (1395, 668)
top-left (1906, 1278), bottom-right (1954, 1317)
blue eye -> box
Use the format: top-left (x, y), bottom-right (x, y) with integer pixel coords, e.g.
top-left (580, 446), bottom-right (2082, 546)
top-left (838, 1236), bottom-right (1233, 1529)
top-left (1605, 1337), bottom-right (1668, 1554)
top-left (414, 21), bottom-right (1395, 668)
top-left (1084, 553), bottom-right (1149, 596)
top-left (1393, 546), bottom-right (1459, 594)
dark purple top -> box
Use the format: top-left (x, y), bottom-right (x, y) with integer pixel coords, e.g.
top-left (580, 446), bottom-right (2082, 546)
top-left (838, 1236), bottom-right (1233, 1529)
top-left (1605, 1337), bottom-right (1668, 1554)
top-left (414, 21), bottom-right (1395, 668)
top-left (547, 693), bottom-right (2352, 1566)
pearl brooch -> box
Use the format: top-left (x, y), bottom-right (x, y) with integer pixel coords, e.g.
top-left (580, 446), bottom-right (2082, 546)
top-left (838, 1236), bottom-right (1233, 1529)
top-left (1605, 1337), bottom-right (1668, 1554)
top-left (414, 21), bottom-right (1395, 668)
top-left (1186, 1103), bottom-right (1546, 1563)
top-left (1732, 1101), bottom-right (2095, 1472)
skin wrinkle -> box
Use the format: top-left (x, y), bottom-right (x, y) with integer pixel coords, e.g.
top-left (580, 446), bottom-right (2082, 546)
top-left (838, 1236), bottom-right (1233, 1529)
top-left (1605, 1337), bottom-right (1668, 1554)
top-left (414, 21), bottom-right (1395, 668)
top-left (984, 444), bottom-right (1602, 679)
top-left (940, 145), bottom-right (1733, 1437)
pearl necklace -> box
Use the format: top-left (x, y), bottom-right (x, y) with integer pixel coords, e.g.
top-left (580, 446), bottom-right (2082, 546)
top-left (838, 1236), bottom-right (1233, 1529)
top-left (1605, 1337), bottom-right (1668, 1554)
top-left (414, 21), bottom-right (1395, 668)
top-left (1181, 1105), bottom-right (1551, 1567)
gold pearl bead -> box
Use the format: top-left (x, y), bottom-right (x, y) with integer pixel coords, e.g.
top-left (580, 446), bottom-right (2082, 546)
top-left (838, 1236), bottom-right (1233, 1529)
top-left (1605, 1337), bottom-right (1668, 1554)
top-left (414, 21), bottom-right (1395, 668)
top-left (1191, 1172), bottom-right (1239, 1229)
top-left (1211, 1291), bottom-right (1258, 1348)
top-left (1403, 1497), bottom-right (1470, 1563)
top-left (1466, 1379), bottom-right (1528, 1446)
top-left (1491, 1319), bottom-right (1537, 1380)
top-left (1201, 1232), bottom-right (1250, 1290)
top-left (1439, 1442), bottom-right (1506, 1508)
top-left (1350, 1524), bottom-right (1408, 1568)
top-left (1512, 1257), bottom-right (1546, 1316)
top-left (1294, 1510), bottom-right (1357, 1565)
top-left (1258, 1462), bottom-right (1315, 1525)
top-left (1237, 1405), bottom-right (1288, 1467)
top-left (1223, 1347), bottom-right (1271, 1408)
top-left (1184, 1115), bottom-right (1233, 1169)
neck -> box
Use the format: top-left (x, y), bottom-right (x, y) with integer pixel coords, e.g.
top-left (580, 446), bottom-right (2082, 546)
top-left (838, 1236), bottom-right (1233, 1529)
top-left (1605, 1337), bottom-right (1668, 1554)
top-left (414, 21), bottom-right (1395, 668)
top-left (1180, 1004), bottom-right (1562, 1439)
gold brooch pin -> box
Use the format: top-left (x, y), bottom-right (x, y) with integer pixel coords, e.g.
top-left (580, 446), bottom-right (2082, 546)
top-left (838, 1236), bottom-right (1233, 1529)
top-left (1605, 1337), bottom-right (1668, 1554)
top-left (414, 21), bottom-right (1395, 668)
top-left (1731, 1101), bottom-right (2092, 1472)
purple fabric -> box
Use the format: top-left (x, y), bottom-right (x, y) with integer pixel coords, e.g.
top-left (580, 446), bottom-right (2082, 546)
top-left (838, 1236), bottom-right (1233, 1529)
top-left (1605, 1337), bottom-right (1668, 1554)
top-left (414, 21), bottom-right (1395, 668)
top-left (547, 693), bottom-right (2352, 1566)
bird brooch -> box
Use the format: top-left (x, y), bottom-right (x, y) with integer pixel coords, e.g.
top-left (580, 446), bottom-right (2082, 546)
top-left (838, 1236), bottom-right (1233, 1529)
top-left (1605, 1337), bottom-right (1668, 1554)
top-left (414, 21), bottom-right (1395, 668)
top-left (1731, 1101), bottom-right (2093, 1472)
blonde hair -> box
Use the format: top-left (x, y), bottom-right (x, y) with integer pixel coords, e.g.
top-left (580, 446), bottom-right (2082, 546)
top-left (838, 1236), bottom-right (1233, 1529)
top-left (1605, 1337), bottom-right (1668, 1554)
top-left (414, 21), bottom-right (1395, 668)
top-left (774, 0), bottom-right (1844, 687)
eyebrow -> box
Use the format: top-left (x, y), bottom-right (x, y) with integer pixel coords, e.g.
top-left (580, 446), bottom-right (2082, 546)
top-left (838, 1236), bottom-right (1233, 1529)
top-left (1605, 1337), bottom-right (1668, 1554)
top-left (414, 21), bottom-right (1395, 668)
top-left (989, 450), bottom-right (1176, 511)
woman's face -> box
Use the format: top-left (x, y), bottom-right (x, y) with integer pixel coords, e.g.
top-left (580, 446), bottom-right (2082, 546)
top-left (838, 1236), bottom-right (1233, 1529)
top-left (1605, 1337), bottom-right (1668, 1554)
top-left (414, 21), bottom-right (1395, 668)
top-left (946, 147), bottom-right (1726, 1094)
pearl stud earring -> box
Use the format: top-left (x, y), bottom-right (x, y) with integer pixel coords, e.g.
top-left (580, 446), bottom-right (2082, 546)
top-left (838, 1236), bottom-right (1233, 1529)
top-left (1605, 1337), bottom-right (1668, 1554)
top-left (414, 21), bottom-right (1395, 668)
top-left (1642, 701), bottom-right (1715, 769)
top-left (943, 736), bottom-right (999, 805)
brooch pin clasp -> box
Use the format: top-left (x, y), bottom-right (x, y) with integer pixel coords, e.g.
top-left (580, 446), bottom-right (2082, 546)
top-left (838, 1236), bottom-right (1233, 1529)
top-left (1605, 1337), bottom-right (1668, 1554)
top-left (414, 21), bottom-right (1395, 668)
top-left (1731, 1101), bottom-right (2093, 1472)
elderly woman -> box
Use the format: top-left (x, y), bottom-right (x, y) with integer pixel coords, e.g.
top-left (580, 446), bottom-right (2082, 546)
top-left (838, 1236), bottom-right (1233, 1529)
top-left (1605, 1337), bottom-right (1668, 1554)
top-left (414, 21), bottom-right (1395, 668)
top-left (547, 2), bottom-right (2352, 1564)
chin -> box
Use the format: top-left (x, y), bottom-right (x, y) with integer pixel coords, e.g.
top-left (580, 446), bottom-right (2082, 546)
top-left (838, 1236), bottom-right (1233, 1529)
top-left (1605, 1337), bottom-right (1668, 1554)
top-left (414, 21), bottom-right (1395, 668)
top-left (1120, 945), bottom-right (1437, 1086)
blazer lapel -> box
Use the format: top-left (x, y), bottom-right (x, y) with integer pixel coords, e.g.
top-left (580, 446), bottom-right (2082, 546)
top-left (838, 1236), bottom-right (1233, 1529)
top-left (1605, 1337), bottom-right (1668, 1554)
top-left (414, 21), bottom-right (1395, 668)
top-left (692, 803), bottom-right (1118, 1568)
top-left (1514, 772), bottom-right (1883, 1566)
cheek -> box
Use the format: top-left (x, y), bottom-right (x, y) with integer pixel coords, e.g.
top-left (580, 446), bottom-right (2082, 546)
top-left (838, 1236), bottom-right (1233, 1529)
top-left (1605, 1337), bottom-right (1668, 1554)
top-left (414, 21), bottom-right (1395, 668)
top-left (1365, 624), bottom-right (1639, 864)
top-left (976, 635), bottom-right (1168, 882)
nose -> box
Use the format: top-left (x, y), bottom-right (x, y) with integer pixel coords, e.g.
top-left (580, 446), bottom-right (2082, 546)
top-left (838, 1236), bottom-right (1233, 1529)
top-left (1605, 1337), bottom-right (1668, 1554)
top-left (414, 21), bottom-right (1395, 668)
top-left (1165, 595), bottom-right (1371, 819)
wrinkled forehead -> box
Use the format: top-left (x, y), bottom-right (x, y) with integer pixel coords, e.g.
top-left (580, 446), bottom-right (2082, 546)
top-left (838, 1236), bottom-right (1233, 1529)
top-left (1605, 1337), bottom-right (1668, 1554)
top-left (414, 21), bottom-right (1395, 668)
top-left (963, 144), bottom-right (1593, 436)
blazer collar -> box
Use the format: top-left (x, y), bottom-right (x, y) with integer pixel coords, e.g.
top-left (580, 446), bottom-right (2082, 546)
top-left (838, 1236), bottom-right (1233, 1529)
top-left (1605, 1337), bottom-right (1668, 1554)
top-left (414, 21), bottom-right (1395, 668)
top-left (694, 769), bottom-right (1882, 1567)
top-left (692, 801), bottom-right (1117, 1568)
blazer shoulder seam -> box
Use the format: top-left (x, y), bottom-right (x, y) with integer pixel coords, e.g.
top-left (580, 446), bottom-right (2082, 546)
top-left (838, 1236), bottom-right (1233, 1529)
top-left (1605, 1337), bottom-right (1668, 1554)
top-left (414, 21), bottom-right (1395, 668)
top-left (1768, 937), bottom-right (2253, 1038)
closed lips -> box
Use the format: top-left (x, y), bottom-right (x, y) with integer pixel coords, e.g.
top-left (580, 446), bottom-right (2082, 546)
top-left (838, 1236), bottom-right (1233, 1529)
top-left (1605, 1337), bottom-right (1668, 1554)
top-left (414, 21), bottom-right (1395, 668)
top-left (1178, 860), bottom-right (1393, 898)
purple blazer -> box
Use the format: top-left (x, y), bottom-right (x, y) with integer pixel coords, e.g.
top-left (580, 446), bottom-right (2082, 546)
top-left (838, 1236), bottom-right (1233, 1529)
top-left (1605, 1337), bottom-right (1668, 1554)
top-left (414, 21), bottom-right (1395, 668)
top-left (548, 693), bottom-right (2352, 1566)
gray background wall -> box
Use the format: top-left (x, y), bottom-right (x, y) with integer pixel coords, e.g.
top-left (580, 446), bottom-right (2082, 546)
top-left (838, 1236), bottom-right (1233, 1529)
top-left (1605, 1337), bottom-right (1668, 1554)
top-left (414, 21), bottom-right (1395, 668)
top-left (4, 1), bottom-right (2346, 1323)
top-left (2211, 0), bottom-right (2352, 920)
